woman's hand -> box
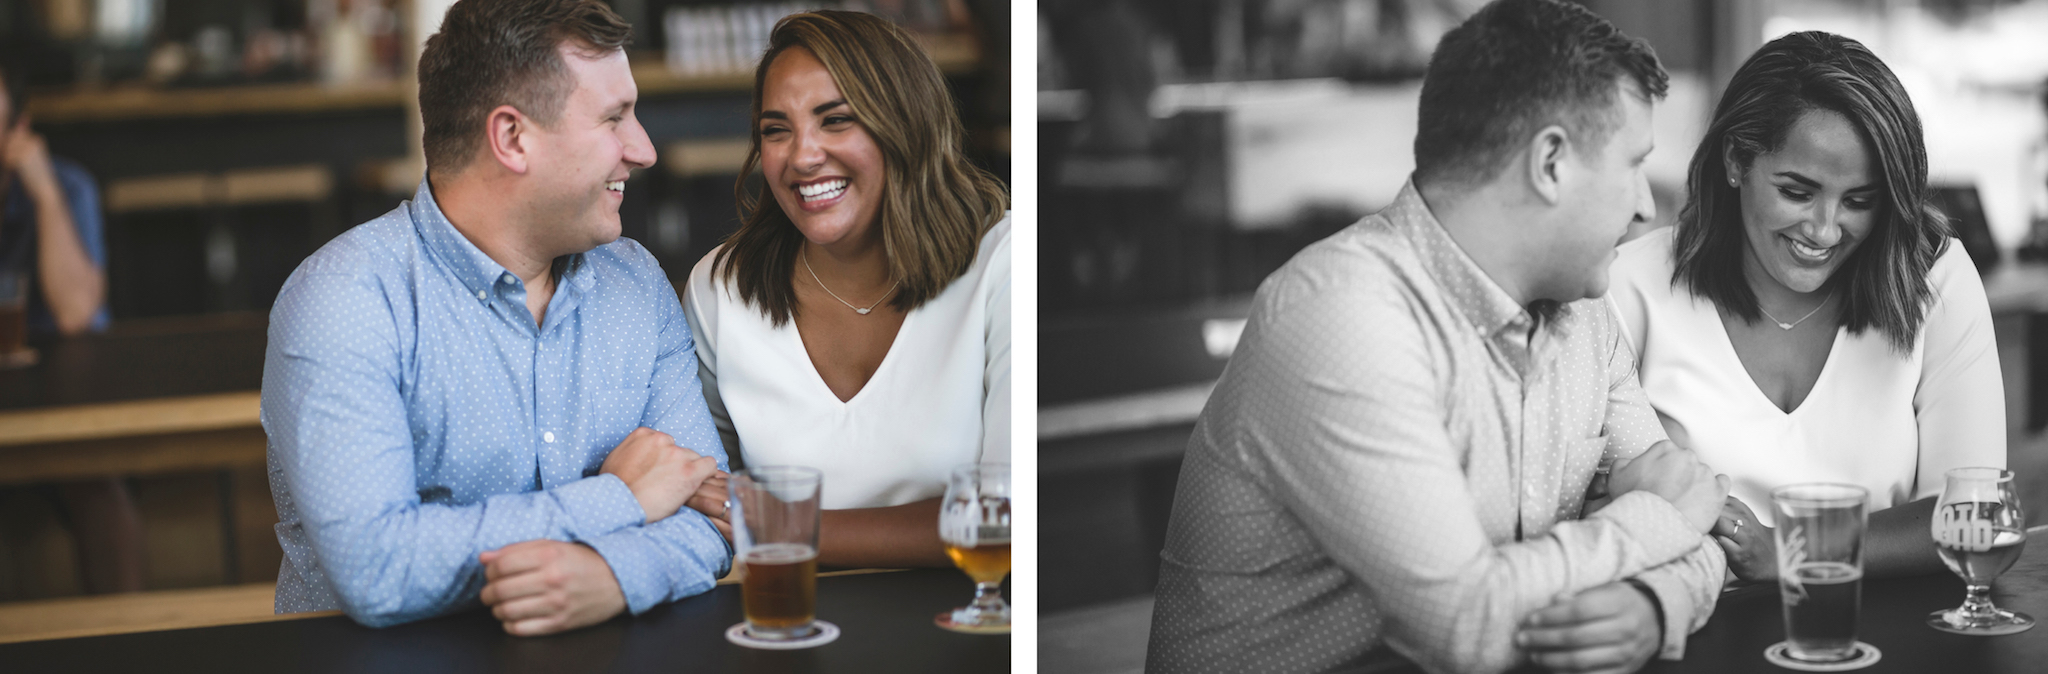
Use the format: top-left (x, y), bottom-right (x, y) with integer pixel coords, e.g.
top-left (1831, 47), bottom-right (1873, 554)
top-left (684, 472), bottom-right (732, 542)
top-left (1713, 497), bottom-right (1777, 582)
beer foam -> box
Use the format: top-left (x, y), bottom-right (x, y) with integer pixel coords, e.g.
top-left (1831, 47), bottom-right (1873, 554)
top-left (744, 542), bottom-right (818, 564)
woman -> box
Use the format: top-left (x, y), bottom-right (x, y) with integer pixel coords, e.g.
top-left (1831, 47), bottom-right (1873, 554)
top-left (680, 10), bottom-right (1010, 568)
top-left (1608, 31), bottom-right (2001, 582)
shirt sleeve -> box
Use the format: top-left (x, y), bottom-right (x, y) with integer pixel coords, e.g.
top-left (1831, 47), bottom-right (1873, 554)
top-left (980, 226), bottom-right (1011, 464)
top-left (583, 262), bottom-right (735, 615)
top-left (264, 267), bottom-right (649, 628)
top-left (1629, 540), bottom-right (1727, 660)
top-left (1240, 268), bottom-right (1705, 674)
top-left (1912, 242), bottom-right (2006, 500)
top-left (681, 251), bottom-right (742, 465)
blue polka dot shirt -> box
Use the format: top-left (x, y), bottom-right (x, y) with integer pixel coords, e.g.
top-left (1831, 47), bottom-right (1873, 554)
top-left (262, 178), bottom-right (730, 626)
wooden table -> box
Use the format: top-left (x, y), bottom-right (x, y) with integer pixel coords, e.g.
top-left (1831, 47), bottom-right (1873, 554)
top-left (0, 313), bottom-right (266, 485)
top-left (0, 568), bottom-right (1011, 673)
top-left (1638, 531), bottom-right (2048, 672)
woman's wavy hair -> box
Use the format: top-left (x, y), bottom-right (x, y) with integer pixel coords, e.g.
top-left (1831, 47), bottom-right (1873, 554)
top-left (1672, 31), bottom-right (1948, 351)
top-left (714, 10), bottom-right (1008, 325)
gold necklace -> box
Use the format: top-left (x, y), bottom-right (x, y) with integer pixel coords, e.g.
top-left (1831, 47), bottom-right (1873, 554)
top-left (802, 248), bottom-right (898, 315)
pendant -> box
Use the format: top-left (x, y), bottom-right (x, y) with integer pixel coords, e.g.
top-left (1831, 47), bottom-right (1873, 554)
top-left (856, 308), bottom-right (871, 315)
top-left (1777, 322), bottom-right (1794, 330)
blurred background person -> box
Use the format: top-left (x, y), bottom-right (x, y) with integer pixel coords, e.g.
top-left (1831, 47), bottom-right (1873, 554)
top-left (0, 54), bottom-right (133, 596)
top-left (682, 10), bottom-right (1010, 569)
top-left (1039, 1), bottom-right (2048, 672)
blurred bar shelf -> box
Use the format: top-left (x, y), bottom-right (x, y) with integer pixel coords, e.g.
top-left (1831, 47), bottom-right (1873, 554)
top-left (28, 32), bottom-right (980, 124)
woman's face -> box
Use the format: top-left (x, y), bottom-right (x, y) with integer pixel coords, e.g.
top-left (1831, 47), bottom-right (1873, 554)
top-left (758, 46), bottom-right (888, 250)
top-left (1726, 108), bottom-right (1881, 295)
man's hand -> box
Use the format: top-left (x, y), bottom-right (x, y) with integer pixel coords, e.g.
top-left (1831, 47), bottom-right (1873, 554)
top-left (1, 118), bottom-right (57, 197)
top-left (1713, 496), bottom-right (1778, 582)
top-left (1607, 441), bottom-right (1729, 534)
top-left (478, 540), bottom-right (626, 636)
top-left (684, 472), bottom-right (732, 542)
top-left (599, 427), bottom-right (720, 523)
top-left (1517, 581), bottom-right (1661, 674)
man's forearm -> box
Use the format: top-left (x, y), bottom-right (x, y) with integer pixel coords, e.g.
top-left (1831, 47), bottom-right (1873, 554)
top-left (27, 183), bottom-right (103, 335)
top-left (1630, 537), bottom-right (1727, 660)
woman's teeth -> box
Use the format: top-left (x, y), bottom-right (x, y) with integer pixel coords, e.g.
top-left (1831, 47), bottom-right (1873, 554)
top-left (799, 179), bottom-right (847, 202)
top-left (1790, 239), bottom-right (1830, 260)
top-left (606, 181), bottom-right (625, 193)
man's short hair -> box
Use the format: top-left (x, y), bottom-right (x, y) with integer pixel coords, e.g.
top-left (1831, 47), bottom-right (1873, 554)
top-left (417, 0), bottom-right (632, 175)
top-left (1413, 0), bottom-right (1667, 187)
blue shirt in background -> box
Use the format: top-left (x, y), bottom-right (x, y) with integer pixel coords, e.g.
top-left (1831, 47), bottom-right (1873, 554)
top-left (262, 177), bottom-right (730, 626)
top-left (1, 156), bottom-right (110, 334)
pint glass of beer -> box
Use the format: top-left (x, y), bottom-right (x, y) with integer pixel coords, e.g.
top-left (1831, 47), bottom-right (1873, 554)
top-left (1770, 483), bottom-right (1871, 665)
top-left (730, 465), bottom-right (823, 641)
top-left (936, 463), bottom-right (1010, 633)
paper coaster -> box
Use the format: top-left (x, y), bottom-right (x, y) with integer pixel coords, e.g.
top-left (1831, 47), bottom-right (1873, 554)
top-left (1764, 641), bottom-right (1881, 671)
top-left (725, 620), bottom-right (840, 650)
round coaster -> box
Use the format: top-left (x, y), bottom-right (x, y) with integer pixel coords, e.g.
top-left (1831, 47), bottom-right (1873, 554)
top-left (934, 611), bottom-right (1011, 634)
top-left (724, 620), bottom-right (840, 650)
top-left (1763, 641), bottom-right (1881, 672)
top-left (1927, 609), bottom-right (2036, 635)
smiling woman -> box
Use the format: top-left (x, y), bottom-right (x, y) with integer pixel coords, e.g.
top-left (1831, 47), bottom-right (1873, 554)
top-left (678, 11), bottom-right (1010, 569)
top-left (1607, 31), bottom-right (2003, 585)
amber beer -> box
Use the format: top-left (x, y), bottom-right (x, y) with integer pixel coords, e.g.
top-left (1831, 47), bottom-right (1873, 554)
top-left (742, 542), bottom-right (819, 639)
top-left (946, 537), bottom-right (1011, 585)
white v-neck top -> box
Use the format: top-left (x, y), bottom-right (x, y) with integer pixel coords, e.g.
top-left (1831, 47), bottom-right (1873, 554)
top-left (683, 216), bottom-right (1010, 510)
top-left (1608, 227), bottom-right (2004, 526)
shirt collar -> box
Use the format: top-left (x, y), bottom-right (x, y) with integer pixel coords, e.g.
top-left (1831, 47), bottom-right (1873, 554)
top-left (409, 176), bottom-right (593, 305)
top-left (1383, 180), bottom-right (1536, 339)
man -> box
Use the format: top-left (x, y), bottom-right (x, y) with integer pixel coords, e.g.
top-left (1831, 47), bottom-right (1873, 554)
top-left (263, 0), bottom-right (727, 635)
top-left (0, 57), bottom-right (132, 595)
top-left (1146, 1), bottom-right (1730, 673)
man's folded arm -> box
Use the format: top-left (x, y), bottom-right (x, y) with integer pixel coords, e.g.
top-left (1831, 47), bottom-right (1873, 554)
top-left (582, 296), bottom-right (734, 614)
top-left (1630, 539), bottom-right (1727, 660)
top-left (1246, 275), bottom-right (1705, 674)
top-left (265, 271), bottom-right (648, 627)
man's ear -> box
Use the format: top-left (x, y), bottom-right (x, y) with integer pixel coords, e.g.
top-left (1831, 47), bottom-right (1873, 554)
top-left (485, 104), bottom-right (533, 175)
top-left (1527, 124), bottom-right (1569, 205)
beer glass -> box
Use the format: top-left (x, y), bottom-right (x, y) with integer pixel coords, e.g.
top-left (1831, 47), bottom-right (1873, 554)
top-left (1929, 467), bottom-right (2034, 635)
top-left (1769, 483), bottom-right (1878, 668)
top-left (936, 463), bottom-right (1010, 633)
top-left (730, 466), bottom-right (824, 642)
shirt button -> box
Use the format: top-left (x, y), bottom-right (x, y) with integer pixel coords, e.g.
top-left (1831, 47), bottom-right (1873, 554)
top-left (476, 289), bottom-right (487, 300)
top-left (502, 274), bottom-right (514, 284)
top-left (543, 431), bottom-right (556, 443)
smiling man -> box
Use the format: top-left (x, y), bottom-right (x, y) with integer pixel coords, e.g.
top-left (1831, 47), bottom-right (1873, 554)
top-left (262, 0), bottom-right (730, 635)
top-left (1146, 1), bottom-right (1733, 673)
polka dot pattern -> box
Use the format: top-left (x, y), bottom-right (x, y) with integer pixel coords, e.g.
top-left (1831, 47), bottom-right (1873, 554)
top-left (262, 179), bottom-right (732, 626)
top-left (1148, 183), bottom-right (1719, 673)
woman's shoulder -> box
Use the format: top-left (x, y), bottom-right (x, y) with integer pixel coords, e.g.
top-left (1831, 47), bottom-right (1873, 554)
top-left (1924, 237), bottom-right (1983, 294)
top-left (1614, 225), bottom-right (1677, 278)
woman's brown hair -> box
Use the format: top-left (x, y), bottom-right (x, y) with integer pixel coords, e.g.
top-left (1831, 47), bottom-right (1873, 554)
top-left (714, 10), bottom-right (1008, 325)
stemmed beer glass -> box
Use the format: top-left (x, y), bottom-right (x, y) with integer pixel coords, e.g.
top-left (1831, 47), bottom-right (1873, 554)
top-left (936, 463), bottom-right (1011, 633)
top-left (1929, 467), bottom-right (2034, 635)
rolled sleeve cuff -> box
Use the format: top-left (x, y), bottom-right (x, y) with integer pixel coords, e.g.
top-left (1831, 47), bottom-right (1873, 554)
top-left (552, 474), bottom-right (645, 539)
top-left (1634, 569), bottom-right (1694, 659)
top-left (583, 515), bottom-right (729, 615)
top-left (1589, 491), bottom-right (1700, 566)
